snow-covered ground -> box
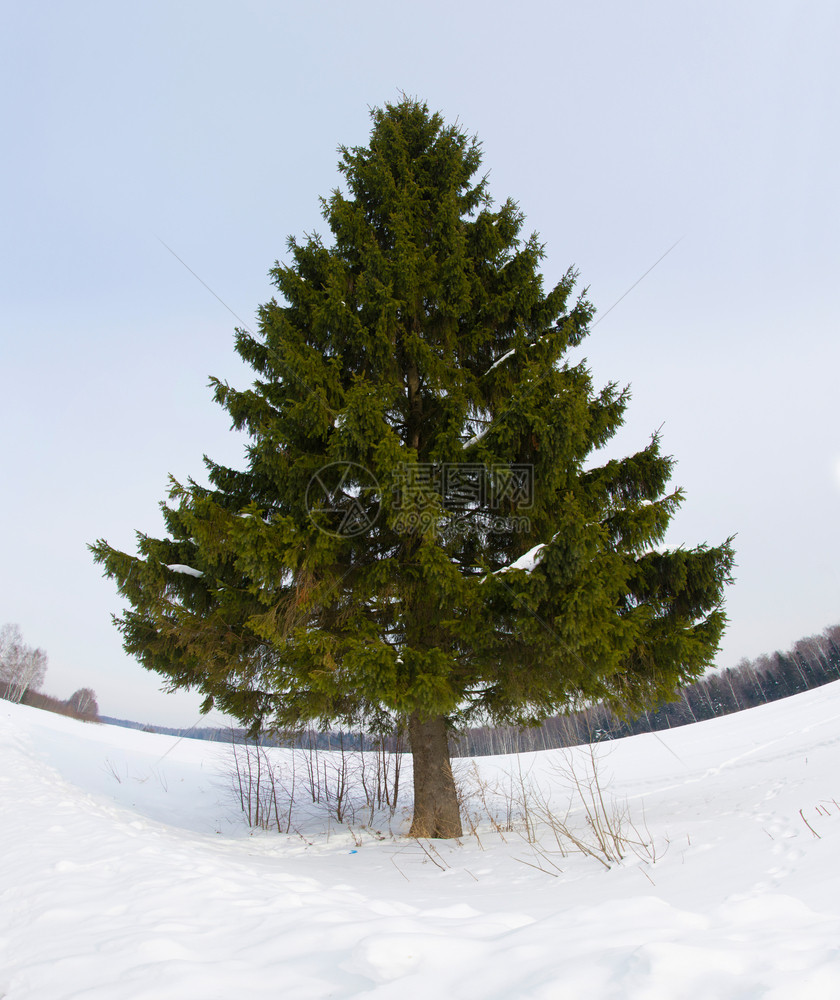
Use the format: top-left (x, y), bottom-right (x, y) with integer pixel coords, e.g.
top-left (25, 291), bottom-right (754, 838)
top-left (3, 684), bottom-right (840, 999)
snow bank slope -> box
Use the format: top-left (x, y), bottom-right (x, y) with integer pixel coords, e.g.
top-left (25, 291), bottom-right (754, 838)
top-left (3, 685), bottom-right (840, 999)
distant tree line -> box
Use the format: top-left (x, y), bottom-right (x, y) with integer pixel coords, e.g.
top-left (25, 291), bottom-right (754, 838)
top-left (100, 717), bottom-right (383, 752)
top-left (20, 687), bottom-right (100, 722)
top-left (452, 624), bottom-right (840, 756)
top-left (107, 623), bottom-right (840, 755)
top-left (0, 622), bottom-right (99, 722)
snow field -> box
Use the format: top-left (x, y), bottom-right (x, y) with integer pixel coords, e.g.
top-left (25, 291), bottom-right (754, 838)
top-left (3, 684), bottom-right (840, 998)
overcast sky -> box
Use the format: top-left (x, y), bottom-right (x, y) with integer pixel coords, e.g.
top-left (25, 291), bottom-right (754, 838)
top-left (1, 1), bottom-right (838, 728)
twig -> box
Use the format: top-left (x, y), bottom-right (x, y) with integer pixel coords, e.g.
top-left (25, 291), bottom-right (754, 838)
top-left (799, 808), bottom-right (822, 839)
top-left (513, 855), bottom-right (561, 877)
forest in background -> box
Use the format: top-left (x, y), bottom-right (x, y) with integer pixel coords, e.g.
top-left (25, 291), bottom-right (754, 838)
top-left (0, 622), bottom-right (99, 722)
top-left (455, 624), bottom-right (840, 756)
top-left (100, 623), bottom-right (840, 756)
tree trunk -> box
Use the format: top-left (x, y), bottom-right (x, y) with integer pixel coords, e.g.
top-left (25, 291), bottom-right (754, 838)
top-left (407, 712), bottom-right (463, 838)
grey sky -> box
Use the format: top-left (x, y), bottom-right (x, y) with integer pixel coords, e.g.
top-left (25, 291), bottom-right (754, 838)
top-left (1, 1), bottom-right (837, 727)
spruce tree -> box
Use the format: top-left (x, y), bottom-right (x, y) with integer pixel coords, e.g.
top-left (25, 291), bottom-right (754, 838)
top-left (91, 98), bottom-right (734, 838)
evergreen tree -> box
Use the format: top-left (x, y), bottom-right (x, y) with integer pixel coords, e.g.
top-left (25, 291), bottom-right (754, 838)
top-left (90, 99), bottom-right (734, 837)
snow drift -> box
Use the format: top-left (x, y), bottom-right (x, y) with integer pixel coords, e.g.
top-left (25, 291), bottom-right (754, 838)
top-left (3, 682), bottom-right (840, 998)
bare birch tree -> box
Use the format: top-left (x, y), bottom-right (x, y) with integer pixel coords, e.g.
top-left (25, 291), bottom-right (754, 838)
top-left (0, 623), bottom-right (48, 703)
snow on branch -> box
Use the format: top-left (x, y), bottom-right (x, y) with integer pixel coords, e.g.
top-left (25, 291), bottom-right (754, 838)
top-left (499, 543), bottom-right (546, 574)
top-left (480, 542), bottom-right (548, 583)
top-left (484, 348), bottom-right (515, 375)
top-left (464, 425), bottom-right (490, 448)
top-left (165, 564), bottom-right (204, 578)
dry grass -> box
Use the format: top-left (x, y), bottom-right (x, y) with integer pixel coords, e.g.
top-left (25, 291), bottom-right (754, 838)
top-left (17, 689), bottom-right (99, 723)
top-left (459, 745), bottom-right (665, 870)
top-left (229, 733), bottom-right (405, 838)
top-left (229, 734), bottom-right (666, 875)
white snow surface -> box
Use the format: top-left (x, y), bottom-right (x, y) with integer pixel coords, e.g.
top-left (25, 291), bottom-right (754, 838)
top-left (4, 684), bottom-right (840, 998)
